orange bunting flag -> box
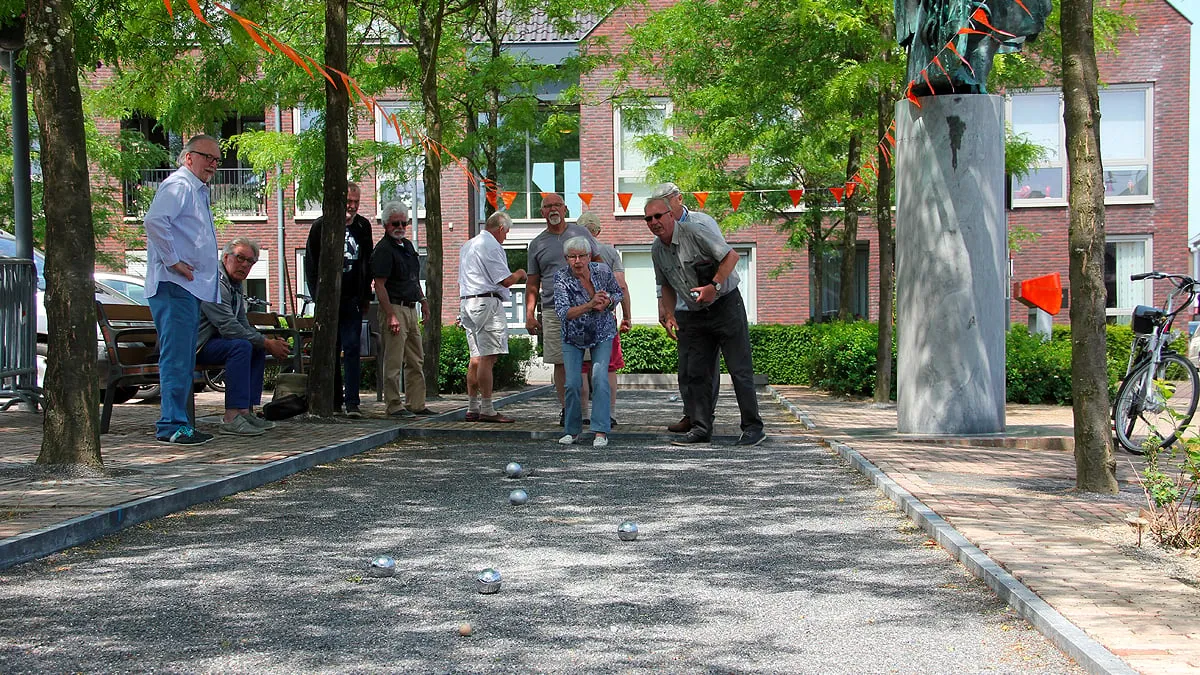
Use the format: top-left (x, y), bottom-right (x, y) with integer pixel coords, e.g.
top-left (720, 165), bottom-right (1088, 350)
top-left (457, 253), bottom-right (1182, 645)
top-left (921, 69), bottom-right (934, 96)
top-left (486, 190), bottom-right (498, 209)
top-left (864, 161), bottom-right (878, 178)
top-left (932, 56), bottom-right (954, 93)
top-left (617, 193), bottom-right (633, 211)
top-left (221, 6), bottom-right (273, 54)
top-left (728, 191), bottom-right (745, 211)
top-left (845, 182), bottom-right (856, 200)
top-left (578, 192), bottom-right (593, 207)
top-left (971, 8), bottom-right (1015, 36)
top-left (787, 188), bottom-right (805, 208)
top-left (501, 191), bottom-right (518, 210)
top-left (830, 187), bottom-right (844, 204)
top-left (162, 0), bottom-right (173, 18)
top-left (693, 192), bottom-right (709, 209)
top-left (539, 192), bottom-right (550, 200)
top-left (305, 57), bottom-right (337, 87)
top-left (945, 41), bottom-right (976, 77)
top-left (268, 35), bottom-right (312, 77)
top-left (905, 81), bottom-right (922, 108)
top-left (1013, 0), bottom-right (1032, 15)
top-left (185, 0), bottom-right (211, 25)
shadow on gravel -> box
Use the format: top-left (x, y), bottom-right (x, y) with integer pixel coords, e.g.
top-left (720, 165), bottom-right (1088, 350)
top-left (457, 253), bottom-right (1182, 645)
top-left (0, 438), bottom-right (1081, 674)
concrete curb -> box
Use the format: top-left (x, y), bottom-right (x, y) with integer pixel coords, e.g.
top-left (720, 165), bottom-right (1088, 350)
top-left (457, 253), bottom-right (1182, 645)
top-left (766, 385), bottom-right (815, 429)
top-left (439, 383), bottom-right (555, 421)
top-left (826, 440), bottom-right (1134, 675)
top-left (0, 387), bottom-right (538, 571)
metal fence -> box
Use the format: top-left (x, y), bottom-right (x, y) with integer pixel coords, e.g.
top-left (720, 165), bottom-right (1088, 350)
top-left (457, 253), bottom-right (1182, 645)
top-left (0, 257), bottom-right (40, 409)
top-left (124, 168), bottom-right (267, 218)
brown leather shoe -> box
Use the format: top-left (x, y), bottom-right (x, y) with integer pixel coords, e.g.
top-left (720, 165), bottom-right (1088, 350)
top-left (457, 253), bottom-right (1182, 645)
top-left (667, 415), bottom-right (692, 433)
top-left (479, 413), bottom-right (515, 423)
top-left (464, 411), bottom-right (480, 422)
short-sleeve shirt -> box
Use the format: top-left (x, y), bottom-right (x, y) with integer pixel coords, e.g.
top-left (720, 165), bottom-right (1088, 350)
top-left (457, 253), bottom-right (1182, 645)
top-left (553, 263), bottom-right (623, 349)
top-left (370, 235), bottom-right (423, 303)
top-left (458, 230), bottom-right (513, 301)
top-left (595, 242), bottom-right (624, 274)
top-left (527, 223), bottom-right (596, 306)
top-left (652, 218), bottom-right (738, 312)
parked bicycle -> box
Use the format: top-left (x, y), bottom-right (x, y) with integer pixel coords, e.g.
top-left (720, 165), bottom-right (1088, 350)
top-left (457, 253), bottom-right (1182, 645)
top-left (1112, 272), bottom-right (1200, 454)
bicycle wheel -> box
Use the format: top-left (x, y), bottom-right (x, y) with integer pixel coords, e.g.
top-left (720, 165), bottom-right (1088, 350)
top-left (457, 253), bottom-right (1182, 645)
top-left (1113, 353), bottom-right (1199, 454)
top-left (204, 369), bottom-right (227, 393)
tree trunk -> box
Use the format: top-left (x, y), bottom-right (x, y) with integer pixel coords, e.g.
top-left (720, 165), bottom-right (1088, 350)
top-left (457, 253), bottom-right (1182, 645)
top-left (417, 0), bottom-right (445, 396)
top-left (28, 0), bottom-right (103, 467)
top-left (838, 130), bottom-right (862, 320)
top-left (1062, 0), bottom-right (1118, 493)
top-left (874, 92), bottom-right (895, 404)
top-left (309, 0), bottom-right (350, 416)
top-left (809, 236), bottom-right (824, 321)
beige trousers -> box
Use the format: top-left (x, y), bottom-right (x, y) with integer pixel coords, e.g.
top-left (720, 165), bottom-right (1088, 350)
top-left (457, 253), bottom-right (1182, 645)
top-left (381, 304), bottom-right (426, 413)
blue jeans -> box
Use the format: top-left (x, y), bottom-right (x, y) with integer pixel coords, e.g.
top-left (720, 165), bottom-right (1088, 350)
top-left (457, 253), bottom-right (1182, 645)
top-left (562, 338), bottom-right (613, 436)
top-left (334, 301), bottom-right (363, 408)
top-left (148, 281), bottom-right (201, 438)
top-left (196, 337), bottom-right (266, 411)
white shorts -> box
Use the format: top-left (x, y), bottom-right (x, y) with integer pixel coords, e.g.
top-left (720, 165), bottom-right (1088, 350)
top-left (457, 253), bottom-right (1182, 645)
top-left (461, 297), bottom-right (509, 358)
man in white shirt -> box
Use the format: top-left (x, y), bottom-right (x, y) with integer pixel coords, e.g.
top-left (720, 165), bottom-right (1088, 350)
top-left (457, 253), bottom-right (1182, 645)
top-left (459, 211), bottom-right (526, 422)
top-left (143, 135), bottom-right (222, 446)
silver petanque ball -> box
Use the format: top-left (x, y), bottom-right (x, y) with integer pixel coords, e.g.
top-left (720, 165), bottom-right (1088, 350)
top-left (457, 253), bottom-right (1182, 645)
top-left (476, 568), bottom-right (502, 594)
top-left (617, 521), bottom-right (639, 541)
top-left (505, 462), bottom-right (523, 478)
top-left (509, 489), bottom-right (529, 505)
top-left (369, 555), bottom-right (397, 577)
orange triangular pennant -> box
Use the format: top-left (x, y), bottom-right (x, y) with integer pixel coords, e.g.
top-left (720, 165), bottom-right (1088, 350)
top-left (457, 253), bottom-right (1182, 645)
top-left (945, 41), bottom-right (976, 77)
top-left (1013, 0), bottom-right (1032, 15)
top-left (905, 81), bottom-right (922, 108)
top-left (268, 35), bottom-right (313, 77)
top-left (617, 193), bottom-right (633, 211)
top-left (845, 182), bottom-right (856, 200)
top-left (185, 0), bottom-right (211, 25)
top-left (221, 6), bottom-right (273, 54)
top-left (486, 190), bottom-right (498, 209)
top-left (728, 191), bottom-right (745, 211)
top-left (971, 7), bottom-right (1015, 36)
top-left (787, 188), bottom-right (805, 208)
top-left (693, 192), bottom-right (708, 209)
top-left (501, 191), bottom-right (517, 210)
top-left (162, 0), bottom-right (173, 18)
top-left (578, 192), bottom-right (593, 207)
top-left (539, 192), bottom-right (550, 200)
top-left (830, 187), bottom-right (844, 204)
top-left (921, 69), bottom-right (934, 96)
top-left (864, 162), bottom-right (878, 178)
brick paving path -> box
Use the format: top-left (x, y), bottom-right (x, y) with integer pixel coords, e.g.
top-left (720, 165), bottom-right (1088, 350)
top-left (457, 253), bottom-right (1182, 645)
top-left (773, 385), bottom-right (1200, 675)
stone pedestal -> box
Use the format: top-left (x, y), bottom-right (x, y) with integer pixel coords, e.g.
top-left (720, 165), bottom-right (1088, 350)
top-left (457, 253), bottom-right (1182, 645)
top-left (896, 95), bottom-right (1007, 434)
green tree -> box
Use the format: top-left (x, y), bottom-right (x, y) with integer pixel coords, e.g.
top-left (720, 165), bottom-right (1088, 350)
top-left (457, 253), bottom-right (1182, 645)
top-left (1061, 0), bottom-right (1117, 493)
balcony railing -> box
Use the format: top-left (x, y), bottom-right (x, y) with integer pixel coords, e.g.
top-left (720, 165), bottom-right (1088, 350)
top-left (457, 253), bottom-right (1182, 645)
top-left (124, 168), bottom-right (267, 219)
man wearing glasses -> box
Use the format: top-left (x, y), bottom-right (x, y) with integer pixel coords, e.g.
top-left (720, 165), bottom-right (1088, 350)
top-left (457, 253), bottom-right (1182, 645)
top-left (197, 237), bottom-right (293, 435)
top-left (143, 135), bottom-right (223, 445)
top-left (304, 182), bottom-right (374, 418)
top-left (371, 202), bottom-right (434, 418)
top-left (645, 196), bottom-right (765, 448)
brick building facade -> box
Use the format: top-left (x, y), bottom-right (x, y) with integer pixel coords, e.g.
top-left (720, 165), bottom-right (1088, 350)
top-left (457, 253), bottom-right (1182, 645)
top-left (93, 0), bottom-right (1189, 329)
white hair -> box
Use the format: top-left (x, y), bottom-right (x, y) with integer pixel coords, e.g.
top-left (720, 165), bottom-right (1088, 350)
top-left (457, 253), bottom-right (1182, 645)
top-left (223, 237), bottom-right (260, 257)
top-left (563, 236), bottom-right (592, 256)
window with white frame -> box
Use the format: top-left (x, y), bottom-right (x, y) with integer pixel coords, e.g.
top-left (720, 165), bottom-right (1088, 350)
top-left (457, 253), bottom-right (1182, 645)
top-left (478, 109), bottom-right (582, 221)
top-left (1008, 85), bottom-right (1153, 206)
top-left (620, 245), bottom-right (756, 324)
top-left (1105, 235), bottom-right (1152, 319)
top-left (293, 106), bottom-right (323, 218)
top-left (376, 102), bottom-right (426, 224)
top-left (613, 99), bottom-right (671, 216)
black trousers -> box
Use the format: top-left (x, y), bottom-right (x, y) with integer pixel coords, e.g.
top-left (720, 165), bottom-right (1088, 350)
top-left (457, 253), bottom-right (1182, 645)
top-left (676, 288), bottom-right (762, 438)
top-left (677, 319), bottom-right (720, 419)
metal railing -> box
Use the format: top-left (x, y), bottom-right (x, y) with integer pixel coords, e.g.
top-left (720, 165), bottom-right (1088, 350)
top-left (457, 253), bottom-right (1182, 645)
top-left (124, 167), bottom-right (267, 218)
top-left (0, 257), bottom-right (40, 410)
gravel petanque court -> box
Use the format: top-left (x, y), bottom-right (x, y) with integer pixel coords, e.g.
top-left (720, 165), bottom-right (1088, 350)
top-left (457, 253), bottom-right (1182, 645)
top-left (0, 435), bottom-right (1082, 674)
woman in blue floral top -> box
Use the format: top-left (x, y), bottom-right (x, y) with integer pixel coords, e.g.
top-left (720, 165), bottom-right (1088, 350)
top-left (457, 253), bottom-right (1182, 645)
top-left (553, 236), bottom-right (623, 447)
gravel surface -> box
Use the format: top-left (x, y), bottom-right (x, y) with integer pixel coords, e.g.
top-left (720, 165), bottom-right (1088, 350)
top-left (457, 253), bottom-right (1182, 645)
top-left (0, 437), bottom-right (1083, 674)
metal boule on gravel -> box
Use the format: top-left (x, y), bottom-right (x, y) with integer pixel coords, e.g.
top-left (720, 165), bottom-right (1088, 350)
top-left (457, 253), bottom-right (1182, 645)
top-left (369, 555), bottom-right (397, 577)
top-left (476, 568), bottom-right (502, 594)
top-left (509, 489), bottom-right (528, 505)
top-left (505, 462), bottom-right (523, 478)
top-left (617, 521), bottom-right (639, 541)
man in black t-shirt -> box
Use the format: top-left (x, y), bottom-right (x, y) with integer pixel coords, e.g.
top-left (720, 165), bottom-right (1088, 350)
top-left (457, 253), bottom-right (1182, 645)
top-left (371, 201), bottom-right (432, 418)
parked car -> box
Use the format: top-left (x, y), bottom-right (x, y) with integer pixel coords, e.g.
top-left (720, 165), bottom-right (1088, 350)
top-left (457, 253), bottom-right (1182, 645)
top-left (0, 231), bottom-right (143, 404)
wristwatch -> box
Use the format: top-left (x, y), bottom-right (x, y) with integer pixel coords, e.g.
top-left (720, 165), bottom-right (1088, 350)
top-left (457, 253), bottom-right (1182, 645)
top-left (711, 280), bottom-right (722, 293)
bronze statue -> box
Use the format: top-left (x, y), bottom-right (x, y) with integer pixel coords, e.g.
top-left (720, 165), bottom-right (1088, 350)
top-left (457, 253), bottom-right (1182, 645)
top-left (896, 0), bottom-right (1051, 95)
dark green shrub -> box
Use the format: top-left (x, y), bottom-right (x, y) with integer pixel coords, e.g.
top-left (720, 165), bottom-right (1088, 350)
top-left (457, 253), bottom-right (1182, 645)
top-left (493, 336), bottom-right (533, 390)
top-left (748, 324), bottom-right (815, 385)
top-left (439, 326), bottom-right (471, 393)
top-left (808, 321), bottom-right (879, 396)
top-left (618, 326), bottom-right (679, 373)
top-left (1006, 325), bottom-right (1073, 404)
top-left (354, 326), bottom-right (532, 394)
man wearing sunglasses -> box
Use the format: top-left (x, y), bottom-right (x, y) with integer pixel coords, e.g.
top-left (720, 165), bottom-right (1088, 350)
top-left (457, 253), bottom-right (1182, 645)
top-left (645, 196), bottom-right (765, 448)
top-left (371, 202), bottom-right (434, 419)
top-left (197, 237), bottom-right (292, 436)
top-left (142, 135), bottom-right (223, 446)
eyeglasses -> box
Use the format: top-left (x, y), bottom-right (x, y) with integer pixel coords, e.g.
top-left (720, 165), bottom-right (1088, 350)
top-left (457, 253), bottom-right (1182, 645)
top-left (643, 212), bottom-right (669, 223)
top-left (232, 253), bottom-right (258, 265)
top-left (388, 220), bottom-right (409, 228)
top-left (189, 150), bottom-right (221, 164)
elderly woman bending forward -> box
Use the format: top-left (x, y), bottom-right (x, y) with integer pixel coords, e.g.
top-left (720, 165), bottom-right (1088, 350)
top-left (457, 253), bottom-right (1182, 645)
top-left (553, 236), bottom-right (623, 447)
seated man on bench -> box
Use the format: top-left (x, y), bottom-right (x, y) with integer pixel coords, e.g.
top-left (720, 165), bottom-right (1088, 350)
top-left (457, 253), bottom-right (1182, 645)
top-left (197, 237), bottom-right (292, 436)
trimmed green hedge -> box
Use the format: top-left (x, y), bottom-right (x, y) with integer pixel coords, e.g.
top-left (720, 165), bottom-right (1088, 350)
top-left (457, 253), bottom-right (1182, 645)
top-left (357, 327), bottom-right (532, 394)
top-left (614, 321), bottom-right (1189, 405)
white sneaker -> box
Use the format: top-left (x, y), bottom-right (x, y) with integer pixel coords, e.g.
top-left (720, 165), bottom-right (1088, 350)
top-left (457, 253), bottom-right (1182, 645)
top-left (557, 434), bottom-right (577, 446)
top-left (242, 413), bottom-right (276, 430)
top-left (593, 435), bottom-right (609, 448)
